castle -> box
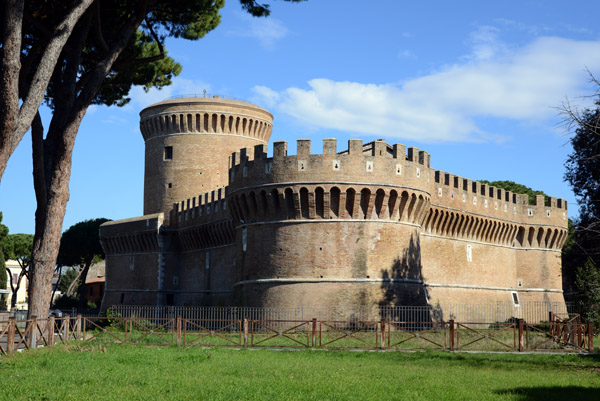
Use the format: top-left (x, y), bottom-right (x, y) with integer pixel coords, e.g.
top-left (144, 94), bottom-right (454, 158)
top-left (99, 95), bottom-right (569, 317)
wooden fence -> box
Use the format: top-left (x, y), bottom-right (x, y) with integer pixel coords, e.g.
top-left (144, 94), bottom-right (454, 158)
top-left (0, 313), bottom-right (594, 355)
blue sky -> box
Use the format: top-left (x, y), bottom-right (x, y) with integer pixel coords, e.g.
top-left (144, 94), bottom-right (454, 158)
top-left (1, 0), bottom-right (599, 234)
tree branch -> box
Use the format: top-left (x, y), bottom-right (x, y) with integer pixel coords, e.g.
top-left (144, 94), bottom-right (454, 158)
top-left (94, 0), bottom-right (109, 52)
top-left (15, 0), bottom-right (94, 141)
top-left (75, 1), bottom-right (155, 110)
top-left (0, 0), bottom-right (24, 181)
top-left (31, 111), bottom-right (48, 207)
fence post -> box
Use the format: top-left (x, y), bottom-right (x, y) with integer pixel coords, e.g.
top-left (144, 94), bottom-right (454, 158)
top-left (7, 317), bottom-right (15, 354)
top-left (518, 319), bottom-right (524, 352)
top-left (243, 318), bottom-right (249, 347)
top-left (449, 319), bottom-right (454, 351)
top-left (64, 315), bottom-right (70, 342)
top-left (48, 315), bottom-right (55, 346)
top-left (311, 318), bottom-right (317, 348)
top-left (76, 315), bottom-right (82, 341)
top-left (549, 311), bottom-right (554, 337)
top-left (176, 316), bottom-right (182, 346)
top-left (588, 323), bottom-right (594, 353)
top-left (30, 316), bottom-right (38, 350)
top-left (380, 320), bottom-right (385, 349)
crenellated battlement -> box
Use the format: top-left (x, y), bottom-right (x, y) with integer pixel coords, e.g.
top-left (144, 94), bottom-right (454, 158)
top-left (139, 96), bottom-right (273, 143)
top-left (228, 138), bottom-right (433, 192)
top-left (170, 188), bottom-right (230, 229)
top-left (431, 170), bottom-right (568, 228)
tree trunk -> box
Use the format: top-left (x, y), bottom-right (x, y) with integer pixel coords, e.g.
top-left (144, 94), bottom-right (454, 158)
top-left (28, 110), bottom-right (86, 319)
top-left (50, 266), bottom-right (62, 306)
top-left (10, 269), bottom-right (26, 309)
top-left (0, 0), bottom-right (94, 183)
top-left (77, 259), bottom-right (93, 310)
top-left (0, 0), bottom-right (23, 181)
top-left (66, 266), bottom-right (84, 298)
top-left (26, 2), bottom-right (148, 319)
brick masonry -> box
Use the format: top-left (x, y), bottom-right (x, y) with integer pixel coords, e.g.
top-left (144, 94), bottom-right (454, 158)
top-left (100, 96), bottom-right (569, 318)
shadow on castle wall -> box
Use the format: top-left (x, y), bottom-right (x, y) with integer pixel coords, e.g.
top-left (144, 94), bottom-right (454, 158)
top-left (378, 234), bottom-right (442, 322)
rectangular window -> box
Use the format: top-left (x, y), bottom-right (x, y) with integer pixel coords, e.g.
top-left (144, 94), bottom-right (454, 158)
top-left (466, 244), bottom-right (472, 262)
top-left (164, 146), bottom-right (173, 160)
top-left (511, 291), bottom-right (520, 306)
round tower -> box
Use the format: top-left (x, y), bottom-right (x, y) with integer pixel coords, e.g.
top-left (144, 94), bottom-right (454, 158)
top-left (227, 138), bottom-right (434, 309)
top-left (139, 96), bottom-right (273, 220)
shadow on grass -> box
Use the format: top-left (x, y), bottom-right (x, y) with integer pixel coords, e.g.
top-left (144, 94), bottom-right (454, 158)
top-left (384, 351), bottom-right (600, 371)
top-left (495, 386), bottom-right (600, 400)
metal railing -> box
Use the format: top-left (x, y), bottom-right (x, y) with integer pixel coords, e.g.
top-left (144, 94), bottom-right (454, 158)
top-left (1, 313), bottom-right (593, 354)
top-left (164, 93), bottom-right (247, 102)
top-left (109, 301), bottom-right (576, 325)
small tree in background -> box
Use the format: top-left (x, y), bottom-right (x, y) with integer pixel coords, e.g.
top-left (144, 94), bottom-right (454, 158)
top-left (1, 233), bottom-right (34, 309)
top-left (0, 212), bottom-right (9, 310)
top-left (477, 180), bottom-right (547, 205)
top-left (560, 72), bottom-right (600, 324)
top-left (57, 218), bottom-right (110, 309)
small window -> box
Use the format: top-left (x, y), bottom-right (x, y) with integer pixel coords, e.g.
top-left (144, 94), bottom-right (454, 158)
top-left (120, 293), bottom-right (125, 304)
top-left (511, 291), bottom-right (520, 306)
top-left (166, 293), bottom-right (174, 306)
top-left (164, 146), bottom-right (173, 160)
top-left (466, 244), bottom-right (472, 262)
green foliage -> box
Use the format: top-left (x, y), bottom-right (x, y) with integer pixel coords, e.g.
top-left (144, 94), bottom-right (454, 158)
top-left (562, 83), bottom-right (600, 321)
top-left (478, 180), bottom-right (547, 205)
top-left (58, 268), bottom-right (80, 294)
top-left (57, 218), bottom-right (110, 268)
top-left (239, 0), bottom-right (307, 17)
top-left (1, 233), bottom-right (34, 265)
top-left (564, 103), bottom-right (600, 226)
top-left (0, 347), bottom-right (599, 400)
top-left (0, 249), bottom-right (7, 310)
top-left (575, 258), bottom-right (600, 325)
top-left (52, 294), bottom-right (79, 309)
top-left (0, 212), bottom-right (8, 309)
top-left (38, 0), bottom-right (227, 110)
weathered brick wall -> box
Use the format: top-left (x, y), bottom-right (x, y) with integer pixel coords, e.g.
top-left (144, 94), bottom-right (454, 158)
top-left (140, 97), bottom-right (273, 222)
top-left (99, 97), bottom-right (569, 314)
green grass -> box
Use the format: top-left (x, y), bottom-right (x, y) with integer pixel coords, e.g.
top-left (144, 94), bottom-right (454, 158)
top-left (1, 345), bottom-right (599, 400)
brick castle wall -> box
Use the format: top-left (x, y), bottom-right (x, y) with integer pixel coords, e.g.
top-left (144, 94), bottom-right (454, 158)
top-left (99, 97), bottom-right (568, 317)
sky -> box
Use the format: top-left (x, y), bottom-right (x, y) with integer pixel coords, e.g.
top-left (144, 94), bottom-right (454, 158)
top-left (1, 0), bottom-right (599, 235)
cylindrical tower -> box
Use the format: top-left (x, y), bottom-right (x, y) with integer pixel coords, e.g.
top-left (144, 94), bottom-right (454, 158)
top-left (227, 138), bottom-right (433, 309)
top-left (139, 96), bottom-right (273, 220)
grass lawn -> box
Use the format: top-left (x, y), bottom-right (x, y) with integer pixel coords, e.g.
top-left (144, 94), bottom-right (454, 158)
top-left (0, 345), bottom-right (599, 400)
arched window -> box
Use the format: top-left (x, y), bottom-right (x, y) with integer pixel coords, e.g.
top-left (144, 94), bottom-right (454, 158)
top-left (398, 191), bottom-right (409, 221)
top-left (388, 190), bottom-right (398, 219)
top-left (271, 189), bottom-right (281, 219)
top-left (248, 192), bottom-right (258, 222)
top-left (330, 187), bottom-right (341, 218)
top-left (375, 189), bottom-right (385, 218)
top-left (285, 188), bottom-right (295, 219)
top-left (300, 187), bottom-right (310, 219)
top-left (360, 188), bottom-right (371, 219)
top-left (315, 187), bottom-right (325, 218)
top-left (345, 188), bottom-right (356, 218)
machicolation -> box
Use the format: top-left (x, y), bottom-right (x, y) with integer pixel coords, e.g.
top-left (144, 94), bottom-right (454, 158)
top-left (100, 96), bottom-right (569, 320)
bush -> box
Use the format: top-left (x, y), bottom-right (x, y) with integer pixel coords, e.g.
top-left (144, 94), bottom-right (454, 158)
top-left (53, 294), bottom-right (79, 309)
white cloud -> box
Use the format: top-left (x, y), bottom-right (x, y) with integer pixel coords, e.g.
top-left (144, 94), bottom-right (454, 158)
top-left (251, 85), bottom-right (280, 108)
top-left (254, 35), bottom-right (600, 143)
top-left (228, 12), bottom-right (289, 50)
top-left (397, 49), bottom-right (416, 60)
